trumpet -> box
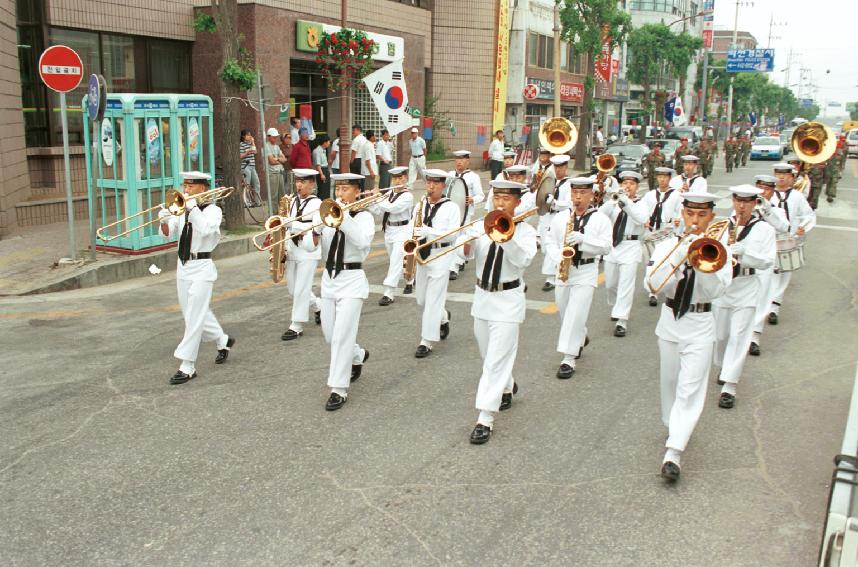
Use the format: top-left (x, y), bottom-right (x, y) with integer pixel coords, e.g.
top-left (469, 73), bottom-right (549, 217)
top-left (288, 192), bottom-right (390, 241)
top-left (96, 186), bottom-right (234, 242)
top-left (646, 219), bottom-right (731, 295)
top-left (609, 189), bottom-right (627, 203)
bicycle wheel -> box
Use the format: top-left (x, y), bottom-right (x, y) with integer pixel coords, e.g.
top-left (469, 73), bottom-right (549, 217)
top-left (242, 181), bottom-right (264, 224)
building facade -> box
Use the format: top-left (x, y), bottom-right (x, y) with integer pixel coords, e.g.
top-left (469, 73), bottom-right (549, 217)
top-left (711, 29), bottom-right (758, 58)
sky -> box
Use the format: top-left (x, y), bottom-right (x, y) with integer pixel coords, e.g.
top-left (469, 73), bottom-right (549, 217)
top-left (712, 0), bottom-right (858, 116)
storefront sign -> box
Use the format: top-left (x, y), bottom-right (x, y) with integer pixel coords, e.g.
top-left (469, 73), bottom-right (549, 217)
top-left (594, 26), bottom-right (612, 85)
top-left (296, 20), bottom-right (404, 62)
top-left (613, 78), bottom-right (629, 102)
top-left (101, 118), bottom-right (114, 167)
top-left (491, 0), bottom-right (510, 133)
top-left (526, 78), bottom-right (583, 103)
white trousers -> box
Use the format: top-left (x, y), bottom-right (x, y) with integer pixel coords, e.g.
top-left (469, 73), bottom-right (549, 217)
top-left (658, 338), bottom-right (713, 452)
top-left (415, 267), bottom-right (449, 342)
top-left (474, 318), bottom-right (518, 414)
top-left (408, 156), bottom-right (426, 184)
top-left (383, 238), bottom-right (406, 293)
top-left (752, 270), bottom-right (774, 335)
top-left (286, 259), bottom-right (319, 326)
top-left (174, 278), bottom-right (227, 367)
top-left (320, 297), bottom-right (364, 390)
top-left (539, 215), bottom-right (557, 277)
top-left (769, 270), bottom-right (792, 314)
top-left (714, 305), bottom-right (755, 384)
top-left (604, 261), bottom-right (638, 321)
top-left (555, 284), bottom-right (595, 357)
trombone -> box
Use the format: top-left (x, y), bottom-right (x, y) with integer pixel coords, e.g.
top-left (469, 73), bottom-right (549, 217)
top-left (646, 219), bottom-right (731, 295)
top-left (287, 191), bottom-right (391, 240)
top-left (95, 185), bottom-right (234, 242)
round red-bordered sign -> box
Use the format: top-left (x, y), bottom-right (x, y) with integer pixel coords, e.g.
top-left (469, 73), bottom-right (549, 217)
top-left (38, 45), bottom-right (83, 93)
top-left (523, 83), bottom-right (539, 100)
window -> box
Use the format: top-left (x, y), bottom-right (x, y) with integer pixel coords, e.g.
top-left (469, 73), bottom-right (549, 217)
top-left (149, 40), bottom-right (191, 92)
top-left (528, 34), bottom-right (554, 70)
top-left (102, 34), bottom-right (136, 93)
top-left (527, 32), bottom-right (539, 67)
top-left (629, 0), bottom-right (672, 12)
top-left (17, 0), bottom-right (47, 146)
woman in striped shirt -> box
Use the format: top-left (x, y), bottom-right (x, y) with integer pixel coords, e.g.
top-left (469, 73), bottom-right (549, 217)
top-left (240, 129), bottom-right (261, 201)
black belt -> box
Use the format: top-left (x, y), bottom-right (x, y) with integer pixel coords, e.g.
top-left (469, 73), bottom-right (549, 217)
top-left (476, 278), bottom-right (521, 292)
top-left (186, 252), bottom-right (212, 260)
top-left (412, 154), bottom-right (424, 158)
top-left (432, 241), bottom-right (452, 249)
top-left (622, 235), bottom-right (640, 241)
top-left (735, 266), bottom-right (756, 277)
top-left (386, 220), bottom-right (410, 227)
top-left (574, 258), bottom-right (596, 266)
top-left (665, 298), bottom-right (712, 313)
top-left (341, 262), bottom-right (363, 270)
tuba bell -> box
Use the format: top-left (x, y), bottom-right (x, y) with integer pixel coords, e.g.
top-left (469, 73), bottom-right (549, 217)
top-left (538, 117), bottom-right (579, 155)
top-left (791, 121), bottom-right (837, 165)
top-left (596, 153), bottom-right (617, 173)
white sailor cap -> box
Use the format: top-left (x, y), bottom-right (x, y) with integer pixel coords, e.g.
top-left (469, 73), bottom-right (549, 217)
top-left (681, 155), bottom-right (700, 162)
top-left (504, 165), bottom-right (529, 174)
top-left (773, 162), bottom-right (796, 173)
top-left (292, 168), bottom-right (318, 179)
top-left (754, 174), bottom-right (777, 185)
top-left (729, 184), bottom-right (762, 198)
top-left (503, 150), bottom-right (516, 158)
top-left (423, 168), bottom-right (451, 180)
top-left (180, 171), bottom-right (211, 182)
top-left (410, 127), bottom-right (419, 133)
top-left (785, 154), bottom-right (802, 163)
top-left (331, 172), bottom-right (364, 185)
top-left (389, 166), bottom-right (409, 176)
top-left (569, 176), bottom-right (595, 188)
top-left (654, 167), bottom-right (674, 175)
top-left (452, 150), bottom-right (471, 158)
top-left (489, 180), bottom-right (526, 195)
top-left (550, 154), bottom-right (570, 165)
top-left (682, 191), bottom-right (719, 207)
top-left (266, 127), bottom-right (280, 137)
top-left (618, 171), bottom-right (643, 182)
top-left (538, 147), bottom-right (552, 154)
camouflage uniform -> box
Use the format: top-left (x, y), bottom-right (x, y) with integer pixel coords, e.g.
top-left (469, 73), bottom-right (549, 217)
top-left (645, 149), bottom-right (666, 189)
top-left (807, 162), bottom-right (826, 209)
top-left (740, 136), bottom-right (751, 166)
top-left (703, 139), bottom-right (716, 177)
top-left (724, 138), bottom-right (735, 172)
top-left (672, 143), bottom-right (692, 172)
top-left (694, 141), bottom-right (709, 178)
top-left (823, 156), bottom-right (840, 202)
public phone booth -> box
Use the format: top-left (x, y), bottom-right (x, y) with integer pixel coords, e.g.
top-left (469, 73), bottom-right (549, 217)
top-left (83, 93), bottom-right (215, 252)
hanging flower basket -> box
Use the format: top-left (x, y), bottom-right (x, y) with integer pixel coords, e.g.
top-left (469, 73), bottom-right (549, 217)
top-left (315, 29), bottom-right (378, 92)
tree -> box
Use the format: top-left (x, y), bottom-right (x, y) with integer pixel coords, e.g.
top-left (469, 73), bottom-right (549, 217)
top-left (664, 31), bottom-right (703, 103)
top-left (559, 0), bottom-right (632, 169)
top-left (847, 102), bottom-right (858, 120)
top-left (626, 23), bottom-right (674, 142)
top-left (795, 103), bottom-right (820, 121)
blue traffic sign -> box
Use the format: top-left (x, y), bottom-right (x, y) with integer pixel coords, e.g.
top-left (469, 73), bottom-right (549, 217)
top-left (799, 98), bottom-right (814, 109)
top-left (87, 74), bottom-right (105, 122)
top-left (726, 49), bottom-right (775, 73)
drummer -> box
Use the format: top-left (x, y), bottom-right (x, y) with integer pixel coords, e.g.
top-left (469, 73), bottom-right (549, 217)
top-left (641, 166), bottom-right (681, 307)
top-left (448, 150), bottom-right (485, 280)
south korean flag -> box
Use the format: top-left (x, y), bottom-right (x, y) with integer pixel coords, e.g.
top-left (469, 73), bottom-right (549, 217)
top-left (362, 58), bottom-right (410, 136)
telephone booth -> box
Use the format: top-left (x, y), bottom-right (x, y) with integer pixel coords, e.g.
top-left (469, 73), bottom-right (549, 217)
top-left (83, 94), bottom-right (215, 252)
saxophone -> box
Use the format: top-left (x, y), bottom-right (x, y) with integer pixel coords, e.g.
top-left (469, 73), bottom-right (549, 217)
top-left (556, 212), bottom-right (577, 283)
top-left (402, 195), bottom-right (425, 282)
top-left (268, 194), bottom-right (292, 283)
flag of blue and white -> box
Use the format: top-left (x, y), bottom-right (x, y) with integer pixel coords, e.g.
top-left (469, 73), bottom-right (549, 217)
top-left (749, 111), bottom-right (757, 126)
top-left (664, 97), bottom-right (676, 124)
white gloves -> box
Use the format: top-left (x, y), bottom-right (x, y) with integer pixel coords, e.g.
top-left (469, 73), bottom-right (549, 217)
top-left (617, 193), bottom-right (631, 207)
top-left (730, 242), bottom-right (746, 256)
top-left (758, 198), bottom-right (772, 213)
top-left (567, 231), bottom-right (585, 246)
top-left (158, 208), bottom-right (172, 220)
top-left (412, 226), bottom-right (430, 239)
top-left (545, 194), bottom-right (556, 207)
top-left (185, 198), bottom-right (198, 211)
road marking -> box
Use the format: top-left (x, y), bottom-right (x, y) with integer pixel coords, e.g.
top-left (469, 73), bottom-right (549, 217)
top-left (815, 224), bottom-right (858, 233)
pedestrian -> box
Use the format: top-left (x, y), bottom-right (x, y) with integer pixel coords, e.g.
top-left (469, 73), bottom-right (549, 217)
top-left (265, 127), bottom-right (287, 202)
top-left (350, 124), bottom-right (366, 176)
top-left (408, 127), bottom-right (427, 184)
top-left (724, 136), bottom-right (735, 173)
top-left (673, 155), bottom-right (708, 193)
top-left (290, 117), bottom-right (301, 145)
top-left (807, 162), bottom-right (825, 209)
top-left (376, 129), bottom-right (394, 189)
top-left (740, 134), bottom-right (751, 166)
top-left (493, 150), bottom-right (517, 183)
top-left (641, 166), bottom-right (682, 307)
top-left (312, 135), bottom-right (331, 200)
top-left (330, 128), bottom-right (341, 174)
top-left (539, 155), bottom-right (572, 292)
top-left (645, 143), bottom-right (666, 189)
top-left (594, 125), bottom-right (605, 149)
top-left (239, 129), bottom-right (261, 204)
top-left (488, 130), bottom-right (505, 180)
top-left (362, 130), bottom-right (378, 192)
top-left (157, 171), bottom-right (235, 385)
top-left (290, 127), bottom-right (313, 171)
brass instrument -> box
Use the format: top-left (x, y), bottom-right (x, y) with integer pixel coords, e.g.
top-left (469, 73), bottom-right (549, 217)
top-left (402, 195), bottom-right (426, 282)
top-left (96, 185), bottom-right (234, 242)
top-left (538, 117), bottom-right (579, 155)
top-left (266, 194), bottom-right (293, 283)
top-left (287, 192), bottom-right (391, 240)
top-left (556, 209), bottom-right (579, 283)
top-left (791, 121), bottom-right (837, 164)
top-left (594, 153), bottom-right (617, 205)
top-left (646, 218), bottom-right (731, 295)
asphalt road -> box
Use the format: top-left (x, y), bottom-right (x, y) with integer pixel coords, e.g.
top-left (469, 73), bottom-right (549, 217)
top-left (2, 157), bottom-right (858, 566)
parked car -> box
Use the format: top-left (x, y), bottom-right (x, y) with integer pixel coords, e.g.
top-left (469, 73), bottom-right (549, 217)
top-left (847, 129), bottom-right (858, 157)
top-left (750, 136), bottom-right (784, 160)
top-left (780, 128), bottom-right (795, 153)
top-left (664, 126), bottom-right (703, 145)
top-left (605, 143), bottom-right (649, 176)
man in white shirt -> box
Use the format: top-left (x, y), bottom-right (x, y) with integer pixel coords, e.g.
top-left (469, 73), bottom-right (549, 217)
top-left (362, 130), bottom-right (378, 191)
top-left (330, 128), bottom-right (340, 173)
top-left (488, 130), bottom-right (505, 180)
top-left (370, 166), bottom-right (414, 306)
top-left (448, 150), bottom-right (485, 279)
top-left (376, 129), bottom-right (394, 188)
top-left (350, 125), bottom-right (367, 179)
top-left (594, 125), bottom-right (605, 148)
top-left (290, 118), bottom-right (300, 145)
top-left (671, 155), bottom-right (708, 193)
top-left (265, 127), bottom-right (287, 202)
top-left (408, 127), bottom-right (427, 184)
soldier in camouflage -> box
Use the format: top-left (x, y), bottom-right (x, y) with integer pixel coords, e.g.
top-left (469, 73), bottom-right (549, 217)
top-left (823, 155), bottom-right (840, 204)
top-left (807, 161), bottom-right (826, 209)
top-left (672, 137), bottom-right (693, 172)
top-left (724, 136), bottom-right (736, 173)
top-left (645, 143), bottom-right (666, 189)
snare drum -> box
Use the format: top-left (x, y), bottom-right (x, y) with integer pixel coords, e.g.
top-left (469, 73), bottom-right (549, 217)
top-left (643, 227), bottom-right (674, 255)
top-left (775, 237), bottom-right (805, 272)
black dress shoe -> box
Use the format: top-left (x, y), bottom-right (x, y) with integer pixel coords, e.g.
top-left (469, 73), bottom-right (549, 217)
top-left (556, 363), bottom-right (575, 379)
top-left (768, 312), bottom-right (779, 325)
top-left (614, 325), bottom-right (626, 337)
top-left (281, 329), bottom-right (302, 341)
top-left (469, 423), bottom-right (492, 444)
top-left (716, 375), bottom-right (725, 385)
top-left (542, 281), bottom-right (555, 292)
top-left (610, 317), bottom-right (618, 322)
top-left (449, 271), bottom-right (458, 281)
top-left (315, 311), bottom-right (322, 325)
top-left (827, 195), bottom-right (834, 203)
top-left (415, 344), bottom-right (432, 358)
top-left (351, 350), bottom-right (369, 382)
top-left (649, 296), bottom-right (658, 307)
top-left (440, 310), bottom-right (451, 340)
top-left (403, 283), bottom-right (413, 295)
top-left (325, 392), bottom-right (347, 411)
top-left (214, 336), bottom-right (236, 364)
top-left (749, 342), bottom-right (761, 356)
top-left (458, 264), bottom-right (465, 272)
top-left (170, 370), bottom-right (197, 385)
top-left (378, 295), bottom-right (394, 306)
top-left (661, 461), bottom-right (681, 481)
top-left (718, 392), bottom-right (736, 409)
top-left (499, 392), bottom-right (513, 411)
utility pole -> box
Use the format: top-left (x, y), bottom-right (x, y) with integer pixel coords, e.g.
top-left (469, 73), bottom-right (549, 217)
top-left (553, 2), bottom-right (561, 117)
top-left (725, 0), bottom-right (740, 137)
top-left (783, 48), bottom-right (793, 88)
top-left (338, 0), bottom-right (351, 180)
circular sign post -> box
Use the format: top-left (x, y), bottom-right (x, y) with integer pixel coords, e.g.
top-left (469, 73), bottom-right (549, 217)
top-left (39, 45), bottom-right (83, 261)
top-left (523, 83), bottom-right (540, 101)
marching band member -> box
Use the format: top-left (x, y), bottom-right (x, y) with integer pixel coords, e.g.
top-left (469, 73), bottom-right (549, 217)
top-left (158, 171), bottom-right (234, 385)
top-left (786, 156), bottom-right (810, 198)
top-left (493, 150), bottom-right (517, 182)
top-left (641, 167), bottom-right (682, 307)
top-left (370, 166), bottom-right (414, 306)
top-left (599, 171), bottom-right (649, 337)
top-left (540, 154), bottom-right (572, 292)
top-left (671, 155), bottom-right (708, 193)
top-left (310, 173), bottom-right (374, 411)
top-left (486, 165), bottom-right (529, 213)
top-left (449, 150), bottom-right (485, 279)
top-left (544, 176), bottom-right (612, 379)
top-left (645, 191), bottom-right (732, 481)
top-left (767, 162), bottom-right (816, 325)
top-left (712, 186), bottom-right (776, 409)
top-left (749, 174), bottom-right (790, 356)
top-left (458, 180), bottom-right (537, 444)
top-left (412, 169), bottom-right (462, 358)
top-left (530, 147), bottom-right (553, 181)
top-left (281, 169), bottom-right (323, 341)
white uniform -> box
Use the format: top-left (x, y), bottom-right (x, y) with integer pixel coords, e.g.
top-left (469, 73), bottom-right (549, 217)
top-left (162, 204), bottom-right (229, 374)
top-left (752, 206), bottom-right (790, 337)
top-left (370, 189), bottom-right (415, 298)
top-left (641, 187), bottom-right (682, 232)
top-left (543, 208), bottom-right (612, 361)
top-left (449, 169), bottom-right (485, 271)
top-left (285, 195), bottom-right (322, 330)
top-left (670, 174), bottom-right (708, 193)
top-left (646, 233), bottom-right (732, 452)
top-left (408, 136), bottom-right (427, 183)
top-left (413, 198), bottom-right (462, 343)
top-left (540, 176), bottom-right (572, 279)
top-left (713, 216), bottom-right (776, 384)
top-left (458, 220), bottom-right (537, 427)
top-left (312, 208), bottom-right (375, 394)
top-left (769, 187), bottom-right (815, 315)
top-left (599, 196), bottom-right (649, 323)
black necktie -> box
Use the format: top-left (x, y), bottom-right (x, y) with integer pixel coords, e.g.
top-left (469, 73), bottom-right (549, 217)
top-left (178, 211), bottom-right (192, 265)
top-left (650, 192), bottom-right (664, 229)
top-left (480, 242), bottom-right (504, 291)
top-left (671, 263), bottom-right (695, 320)
top-left (612, 208), bottom-right (628, 247)
top-left (325, 230), bottom-right (345, 277)
top-left (778, 191), bottom-right (790, 220)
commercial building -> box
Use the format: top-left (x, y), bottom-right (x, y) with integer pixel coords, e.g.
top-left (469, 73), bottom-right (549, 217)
top-left (711, 29), bottom-right (758, 57)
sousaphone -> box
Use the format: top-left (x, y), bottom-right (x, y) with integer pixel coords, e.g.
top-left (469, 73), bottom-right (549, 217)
top-left (538, 117), bottom-right (579, 155)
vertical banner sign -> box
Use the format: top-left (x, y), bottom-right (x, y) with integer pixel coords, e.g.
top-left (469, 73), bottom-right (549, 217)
top-left (146, 118), bottom-right (161, 166)
top-left (188, 117), bottom-right (200, 163)
top-left (703, 0), bottom-right (715, 49)
top-left (362, 58), bottom-right (411, 136)
top-left (422, 116), bottom-right (434, 140)
top-left (491, 0), bottom-right (510, 134)
top-left (594, 25), bottom-right (612, 85)
top-left (101, 118), bottom-right (114, 167)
